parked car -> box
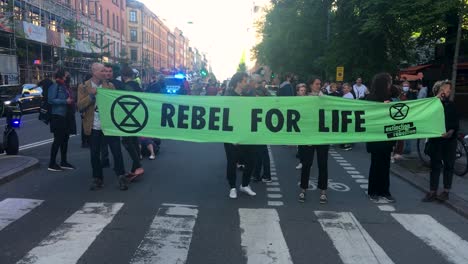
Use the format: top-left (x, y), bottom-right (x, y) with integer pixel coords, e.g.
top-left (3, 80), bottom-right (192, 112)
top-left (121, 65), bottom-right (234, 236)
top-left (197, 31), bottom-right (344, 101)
top-left (2, 84), bottom-right (43, 114)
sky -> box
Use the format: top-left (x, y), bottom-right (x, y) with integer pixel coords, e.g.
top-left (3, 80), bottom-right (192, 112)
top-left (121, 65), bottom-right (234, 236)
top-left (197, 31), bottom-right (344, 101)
top-left (140, 0), bottom-right (258, 80)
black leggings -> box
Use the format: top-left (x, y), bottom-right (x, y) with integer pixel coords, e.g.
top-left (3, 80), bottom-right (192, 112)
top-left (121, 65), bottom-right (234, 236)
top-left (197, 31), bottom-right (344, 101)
top-left (224, 143), bottom-right (255, 188)
top-left (429, 138), bottom-right (457, 191)
top-left (299, 145), bottom-right (329, 190)
top-left (49, 129), bottom-right (70, 166)
top-left (122, 136), bottom-right (142, 172)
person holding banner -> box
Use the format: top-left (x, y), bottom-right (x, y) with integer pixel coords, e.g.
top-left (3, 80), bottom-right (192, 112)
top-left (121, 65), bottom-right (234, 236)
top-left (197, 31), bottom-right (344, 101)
top-left (78, 63), bottom-right (129, 191)
top-left (298, 78), bottom-right (330, 204)
top-left (366, 73), bottom-right (396, 203)
top-left (224, 72), bottom-right (257, 199)
top-left (423, 80), bottom-right (459, 202)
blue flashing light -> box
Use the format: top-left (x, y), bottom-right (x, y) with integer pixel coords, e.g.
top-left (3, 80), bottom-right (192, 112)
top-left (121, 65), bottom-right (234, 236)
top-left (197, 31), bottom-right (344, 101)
top-left (11, 119), bottom-right (21, 128)
top-left (174, 73), bottom-right (185, 79)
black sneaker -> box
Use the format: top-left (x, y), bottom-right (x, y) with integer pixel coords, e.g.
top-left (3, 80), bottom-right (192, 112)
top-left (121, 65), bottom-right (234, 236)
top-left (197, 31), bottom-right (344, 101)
top-left (422, 192), bottom-right (437, 202)
top-left (118, 175), bottom-right (129, 191)
top-left (60, 162), bottom-right (75, 170)
top-left (368, 195), bottom-right (380, 203)
top-left (298, 191), bottom-right (306, 203)
top-left (252, 177), bottom-right (262, 182)
top-left (381, 195), bottom-right (396, 203)
top-left (262, 177), bottom-right (272, 183)
top-left (90, 178), bottom-right (103, 191)
top-left (437, 191), bottom-right (449, 202)
top-left (48, 164), bottom-right (63, 172)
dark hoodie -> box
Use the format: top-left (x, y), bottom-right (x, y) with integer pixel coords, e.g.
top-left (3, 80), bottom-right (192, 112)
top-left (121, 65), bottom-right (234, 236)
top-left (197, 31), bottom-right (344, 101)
top-left (121, 80), bottom-right (142, 92)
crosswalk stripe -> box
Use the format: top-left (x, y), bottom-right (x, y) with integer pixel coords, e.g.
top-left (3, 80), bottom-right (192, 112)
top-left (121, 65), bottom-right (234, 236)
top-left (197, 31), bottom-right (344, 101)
top-left (315, 211), bottom-right (394, 264)
top-left (16, 202), bottom-right (123, 264)
top-left (130, 204), bottom-right (198, 264)
top-left (392, 214), bottom-right (468, 264)
top-left (239, 208), bottom-right (293, 264)
top-left (0, 198), bottom-right (43, 231)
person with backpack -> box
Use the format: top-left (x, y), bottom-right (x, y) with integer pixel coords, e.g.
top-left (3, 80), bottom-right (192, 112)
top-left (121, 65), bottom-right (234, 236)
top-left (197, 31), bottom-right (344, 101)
top-left (47, 69), bottom-right (76, 171)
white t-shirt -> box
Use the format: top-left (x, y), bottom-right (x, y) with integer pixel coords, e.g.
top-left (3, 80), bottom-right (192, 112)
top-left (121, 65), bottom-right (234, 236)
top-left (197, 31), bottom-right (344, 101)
top-left (343, 93), bottom-right (354, 99)
top-left (418, 87), bottom-right (428, 99)
top-left (353, 84), bottom-right (367, 99)
top-left (91, 81), bottom-right (102, 130)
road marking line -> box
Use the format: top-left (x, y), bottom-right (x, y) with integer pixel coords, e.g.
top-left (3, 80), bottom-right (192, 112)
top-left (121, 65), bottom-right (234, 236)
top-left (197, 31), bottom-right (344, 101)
top-left (267, 194), bottom-right (283, 199)
top-left (392, 214), bottom-right (468, 264)
top-left (19, 135), bottom-right (78, 151)
top-left (266, 182), bottom-right (280, 186)
top-left (271, 172), bottom-right (277, 176)
top-left (343, 167), bottom-right (356, 170)
top-left (334, 157), bottom-right (344, 160)
top-left (347, 171), bottom-right (360, 174)
top-left (336, 160), bottom-right (348, 163)
top-left (340, 163), bottom-right (352, 166)
top-left (268, 201), bottom-right (284, 206)
top-left (360, 184), bottom-right (368, 189)
top-left (130, 204), bottom-right (198, 264)
top-left (267, 187), bottom-right (281, 192)
top-left (271, 177), bottom-right (279, 181)
top-left (377, 205), bottom-right (395, 212)
top-left (161, 203), bottom-right (197, 208)
top-left (17, 202), bottom-right (123, 264)
top-left (239, 208), bottom-right (292, 263)
top-left (330, 154), bottom-right (341, 157)
top-left (351, 175), bottom-right (365, 179)
top-left (0, 198), bottom-right (43, 231)
top-left (356, 179), bottom-right (369, 183)
top-left (316, 211), bottom-right (394, 264)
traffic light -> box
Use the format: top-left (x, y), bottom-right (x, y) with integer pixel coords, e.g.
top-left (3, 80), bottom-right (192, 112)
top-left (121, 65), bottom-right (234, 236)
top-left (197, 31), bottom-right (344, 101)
top-left (200, 69), bottom-right (207, 77)
top-left (271, 72), bottom-right (275, 79)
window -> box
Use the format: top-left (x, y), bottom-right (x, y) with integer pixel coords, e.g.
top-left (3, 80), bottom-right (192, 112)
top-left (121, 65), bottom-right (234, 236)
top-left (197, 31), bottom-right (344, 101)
top-left (130, 29), bottom-right (137, 42)
top-left (129, 11), bottom-right (137, 22)
top-left (116, 16), bottom-right (119, 32)
top-left (98, 5), bottom-right (102, 23)
top-left (112, 13), bottom-right (115, 30)
top-left (106, 10), bottom-right (109, 27)
top-left (131, 49), bottom-right (138, 61)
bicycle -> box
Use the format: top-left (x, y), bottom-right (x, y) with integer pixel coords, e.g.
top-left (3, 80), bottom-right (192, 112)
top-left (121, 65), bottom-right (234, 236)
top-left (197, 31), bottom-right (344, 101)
top-left (417, 133), bottom-right (468, 176)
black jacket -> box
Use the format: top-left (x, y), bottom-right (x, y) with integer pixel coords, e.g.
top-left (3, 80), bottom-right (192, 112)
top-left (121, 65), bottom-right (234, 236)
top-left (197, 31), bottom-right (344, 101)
top-left (442, 100), bottom-right (459, 139)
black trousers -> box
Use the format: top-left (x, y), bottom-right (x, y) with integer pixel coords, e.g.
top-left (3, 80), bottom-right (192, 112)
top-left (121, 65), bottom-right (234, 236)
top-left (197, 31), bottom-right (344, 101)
top-left (368, 149), bottom-right (392, 197)
top-left (49, 128), bottom-right (70, 166)
top-left (429, 138), bottom-right (457, 191)
top-left (122, 136), bottom-right (141, 172)
top-left (299, 145), bottom-right (329, 190)
top-left (224, 143), bottom-right (256, 188)
top-left (90, 129), bottom-right (125, 179)
top-left (253, 145), bottom-right (271, 179)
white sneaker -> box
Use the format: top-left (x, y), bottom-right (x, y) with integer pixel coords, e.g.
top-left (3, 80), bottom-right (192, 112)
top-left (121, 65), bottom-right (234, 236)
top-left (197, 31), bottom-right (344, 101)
top-left (239, 185), bottom-right (256, 196)
top-left (149, 155), bottom-right (156, 160)
top-left (229, 188), bottom-right (237, 199)
top-left (296, 163), bottom-right (303, 169)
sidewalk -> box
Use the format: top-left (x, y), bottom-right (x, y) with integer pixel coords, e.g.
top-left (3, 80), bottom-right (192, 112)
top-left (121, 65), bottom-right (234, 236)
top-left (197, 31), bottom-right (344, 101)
top-left (391, 152), bottom-right (468, 219)
top-left (0, 155), bottom-right (39, 185)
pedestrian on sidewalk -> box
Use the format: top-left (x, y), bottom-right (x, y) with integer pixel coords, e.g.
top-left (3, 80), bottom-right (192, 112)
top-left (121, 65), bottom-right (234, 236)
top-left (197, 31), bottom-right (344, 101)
top-left (366, 73), bottom-right (396, 203)
top-left (78, 63), bottom-right (129, 191)
top-left (422, 80), bottom-right (459, 202)
top-left (298, 78), bottom-right (329, 204)
top-left (47, 69), bottom-right (76, 171)
top-left (224, 72), bottom-right (256, 199)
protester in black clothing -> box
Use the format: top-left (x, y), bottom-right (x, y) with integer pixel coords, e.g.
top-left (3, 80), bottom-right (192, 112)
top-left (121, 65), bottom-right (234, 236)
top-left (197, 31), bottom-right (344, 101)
top-left (38, 74), bottom-right (53, 98)
top-left (298, 78), bottom-right (329, 204)
top-left (327, 82), bottom-right (341, 97)
top-left (146, 74), bottom-right (165, 93)
top-left (422, 80), bottom-right (459, 202)
top-left (119, 66), bottom-right (144, 180)
top-left (104, 63), bottom-right (124, 90)
top-left (224, 72), bottom-right (257, 199)
top-left (366, 73), bottom-right (396, 203)
top-left (277, 73), bottom-right (295, 96)
top-left (47, 69), bottom-right (76, 171)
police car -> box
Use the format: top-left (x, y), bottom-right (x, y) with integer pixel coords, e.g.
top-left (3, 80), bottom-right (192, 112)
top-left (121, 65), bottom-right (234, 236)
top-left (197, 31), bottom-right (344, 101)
top-left (163, 74), bottom-right (187, 95)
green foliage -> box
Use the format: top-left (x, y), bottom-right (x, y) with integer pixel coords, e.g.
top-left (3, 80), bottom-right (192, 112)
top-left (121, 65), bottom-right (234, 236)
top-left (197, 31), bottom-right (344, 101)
top-left (237, 51), bottom-right (247, 72)
top-left (255, 0), bottom-right (467, 82)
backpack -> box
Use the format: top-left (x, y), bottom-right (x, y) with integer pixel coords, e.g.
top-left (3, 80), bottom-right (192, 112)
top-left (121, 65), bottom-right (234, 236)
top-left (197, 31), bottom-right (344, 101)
top-left (38, 82), bottom-right (55, 125)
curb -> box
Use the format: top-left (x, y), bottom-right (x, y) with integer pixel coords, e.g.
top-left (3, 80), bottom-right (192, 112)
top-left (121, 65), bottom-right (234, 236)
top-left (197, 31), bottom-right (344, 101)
top-left (390, 163), bottom-right (468, 219)
top-left (0, 156), bottom-right (40, 185)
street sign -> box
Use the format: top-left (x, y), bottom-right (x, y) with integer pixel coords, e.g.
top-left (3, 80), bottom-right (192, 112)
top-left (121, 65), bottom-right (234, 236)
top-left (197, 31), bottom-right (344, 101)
top-left (336, 66), bottom-right (344, 82)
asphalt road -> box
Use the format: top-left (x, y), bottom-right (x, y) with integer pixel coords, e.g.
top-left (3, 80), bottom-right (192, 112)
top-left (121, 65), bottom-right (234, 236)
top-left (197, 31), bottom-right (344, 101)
top-left (1, 122), bottom-right (468, 263)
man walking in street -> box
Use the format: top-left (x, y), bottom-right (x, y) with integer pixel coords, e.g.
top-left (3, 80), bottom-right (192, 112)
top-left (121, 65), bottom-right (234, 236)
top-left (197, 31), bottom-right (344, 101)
top-left (78, 63), bottom-right (129, 191)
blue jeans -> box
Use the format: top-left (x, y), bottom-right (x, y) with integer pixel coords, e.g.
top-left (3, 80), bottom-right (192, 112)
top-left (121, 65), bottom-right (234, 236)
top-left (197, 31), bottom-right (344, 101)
top-left (90, 129), bottom-right (125, 179)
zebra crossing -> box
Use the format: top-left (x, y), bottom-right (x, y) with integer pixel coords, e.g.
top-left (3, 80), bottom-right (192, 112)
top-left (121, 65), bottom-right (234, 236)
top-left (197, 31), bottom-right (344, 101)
top-left (1, 198), bottom-right (468, 264)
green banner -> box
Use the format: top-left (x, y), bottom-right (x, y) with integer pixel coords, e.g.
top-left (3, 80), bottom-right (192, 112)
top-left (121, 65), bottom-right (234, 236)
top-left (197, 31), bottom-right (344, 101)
top-left (97, 89), bottom-right (445, 145)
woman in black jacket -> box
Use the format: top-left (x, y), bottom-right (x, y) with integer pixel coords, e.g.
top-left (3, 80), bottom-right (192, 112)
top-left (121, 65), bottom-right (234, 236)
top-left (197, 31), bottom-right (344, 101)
top-left (422, 80), bottom-right (459, 202)
top-left (366, 73), bottom-right (396, 203)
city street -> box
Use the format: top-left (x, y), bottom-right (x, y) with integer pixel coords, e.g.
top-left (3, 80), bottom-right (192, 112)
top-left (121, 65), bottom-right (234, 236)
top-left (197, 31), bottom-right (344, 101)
top-left (1, 116), bottom-right (468, 264)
